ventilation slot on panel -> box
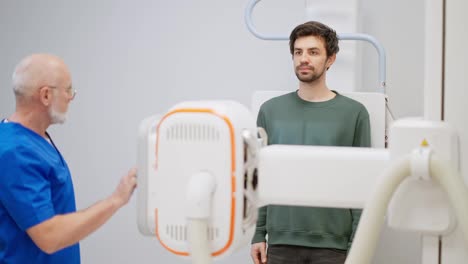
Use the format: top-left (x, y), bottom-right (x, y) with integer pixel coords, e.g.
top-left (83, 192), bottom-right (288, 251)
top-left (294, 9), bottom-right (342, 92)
top-left (166, 224), bottom-right (187, 241)
top-left (165, 225), bottom-right (220, 241)
top-left (207, 227), bottom-right (220, 241)
top-left (166, 123), bottom-right (221, 142)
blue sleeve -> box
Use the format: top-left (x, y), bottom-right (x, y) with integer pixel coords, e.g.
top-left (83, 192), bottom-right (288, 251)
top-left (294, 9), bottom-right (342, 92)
top-left (0, 146), bottom-right (55, 230)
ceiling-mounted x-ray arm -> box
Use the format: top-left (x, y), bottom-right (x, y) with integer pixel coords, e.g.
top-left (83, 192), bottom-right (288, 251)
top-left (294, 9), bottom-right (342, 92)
top-left (244, 0), bottom-right (387, 93)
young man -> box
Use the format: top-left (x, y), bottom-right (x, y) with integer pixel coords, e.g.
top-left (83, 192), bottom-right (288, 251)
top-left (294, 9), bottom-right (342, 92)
top-left (250, 21), bottom-right (371, 264)
top-left (0, 54), bottom-right (137, 263)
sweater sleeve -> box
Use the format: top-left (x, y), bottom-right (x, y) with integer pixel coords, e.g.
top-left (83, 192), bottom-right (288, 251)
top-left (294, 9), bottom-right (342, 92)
top-left (348, 209), bottom-right (362, 250)
top-left (348, 106), bottom-right (371, 250)
top-left (252, 206), bottom-right (268, 243)
top-left (252, 107), bottom-right (268, 244)
top-left (352, 108), bottom-right (371, 148)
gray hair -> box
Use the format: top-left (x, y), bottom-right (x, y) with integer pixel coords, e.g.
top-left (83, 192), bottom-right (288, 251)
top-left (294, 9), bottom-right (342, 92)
top-left (12, 56), bottom-right (39, 97)
top-left (12, 54), bottom-right (66, 98)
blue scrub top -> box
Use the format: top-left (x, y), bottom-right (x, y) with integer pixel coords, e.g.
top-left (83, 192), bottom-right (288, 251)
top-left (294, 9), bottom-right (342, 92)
top-left (0, 122), bottom-right (80, 264)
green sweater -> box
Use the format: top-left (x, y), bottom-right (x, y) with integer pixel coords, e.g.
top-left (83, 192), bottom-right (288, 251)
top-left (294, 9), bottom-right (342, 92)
top-left (251, 91), bottom-right (371, 251)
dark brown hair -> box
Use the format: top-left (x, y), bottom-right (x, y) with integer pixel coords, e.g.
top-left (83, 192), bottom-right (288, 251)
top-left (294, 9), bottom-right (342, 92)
top-left (289, 21), bottom-right (339, 57)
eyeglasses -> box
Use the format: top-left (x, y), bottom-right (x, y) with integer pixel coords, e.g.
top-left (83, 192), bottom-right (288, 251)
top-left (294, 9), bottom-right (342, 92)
top-left (47, 85), bottom-right (77, 100)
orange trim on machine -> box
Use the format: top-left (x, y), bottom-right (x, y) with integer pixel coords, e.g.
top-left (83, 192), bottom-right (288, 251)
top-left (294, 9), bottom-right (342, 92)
top-left (154, 108), bottom-right (237, 257)
top-left (155, 209), bottom-right (189, 256)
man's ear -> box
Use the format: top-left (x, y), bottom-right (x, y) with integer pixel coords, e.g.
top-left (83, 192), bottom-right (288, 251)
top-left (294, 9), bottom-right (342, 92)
top-left (39, 86), bottom-right (52, 107)
top-left (326, 53), bottom-right (337, 70)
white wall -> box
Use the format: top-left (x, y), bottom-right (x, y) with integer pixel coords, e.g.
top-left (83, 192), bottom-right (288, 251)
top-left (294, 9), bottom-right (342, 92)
top-left (442, 1), bottom-right (468, 261)
top-left (0, 0), bottom-right (425, 263)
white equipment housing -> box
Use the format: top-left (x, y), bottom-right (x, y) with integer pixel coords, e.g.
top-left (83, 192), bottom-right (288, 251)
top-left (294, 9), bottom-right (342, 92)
top-left (137, 101), bottom-right (257, 259)
top-left (257, 145), bottom-right (389, 209)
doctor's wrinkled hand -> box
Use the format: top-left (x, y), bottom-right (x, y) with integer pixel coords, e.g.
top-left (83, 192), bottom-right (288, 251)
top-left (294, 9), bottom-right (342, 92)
top-left (251, 242), bottom-right (267, 264)
top-left (111, 167), bottom-right (138, 207)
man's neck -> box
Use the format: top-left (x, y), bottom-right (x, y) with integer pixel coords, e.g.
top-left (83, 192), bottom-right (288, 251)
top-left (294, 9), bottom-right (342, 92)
top-left (297, 81), bottom-right (336, 102)
top-left (9, 111), bottom-right (50, 138)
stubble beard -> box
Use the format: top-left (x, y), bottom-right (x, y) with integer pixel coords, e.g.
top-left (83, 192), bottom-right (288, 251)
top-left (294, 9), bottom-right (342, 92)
top-left (295, 66), bottom-right (326, 83)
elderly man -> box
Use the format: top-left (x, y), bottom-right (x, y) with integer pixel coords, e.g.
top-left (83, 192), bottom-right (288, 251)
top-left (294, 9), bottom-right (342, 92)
top-left (0, 54), bottom-right (137, 263)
